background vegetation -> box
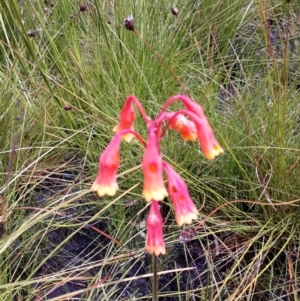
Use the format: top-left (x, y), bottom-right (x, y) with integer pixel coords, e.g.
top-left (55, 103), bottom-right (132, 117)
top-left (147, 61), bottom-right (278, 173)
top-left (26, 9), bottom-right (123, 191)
top-left (0, 0), bottom-right (300, 300)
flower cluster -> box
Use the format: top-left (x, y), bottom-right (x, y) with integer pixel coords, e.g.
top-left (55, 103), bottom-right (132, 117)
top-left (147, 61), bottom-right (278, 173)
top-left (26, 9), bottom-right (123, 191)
top-left (92, 95), bottom-right (223, 256)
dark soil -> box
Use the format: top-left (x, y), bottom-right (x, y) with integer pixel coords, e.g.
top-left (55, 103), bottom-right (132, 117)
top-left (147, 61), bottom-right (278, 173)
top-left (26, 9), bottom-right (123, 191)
top-left (11, 158), bottom-right (293, 301)
top-left (33, 225), bottom-right (210, 301)
top-left (11, 159), bottom-right (218, 301)
top-left (9, 164), bottom-right (294, 300)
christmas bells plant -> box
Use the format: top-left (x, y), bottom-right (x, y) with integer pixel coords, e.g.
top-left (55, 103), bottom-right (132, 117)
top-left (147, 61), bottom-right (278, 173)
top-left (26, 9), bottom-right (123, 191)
top-left (92, 95), bottom-right (223, 256)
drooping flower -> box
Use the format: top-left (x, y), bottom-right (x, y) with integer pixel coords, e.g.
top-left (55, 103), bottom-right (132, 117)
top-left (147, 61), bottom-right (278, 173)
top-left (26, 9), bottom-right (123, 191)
top-left (113, 96), bottom-right (136, 142)
top-left (163, 162), bottom-right (198, 226)
top-left (92, 93), bottom-right (224, 256)
top-left (182, 98), bottom-right (223, 159)
top-left (145, 200), bottom-right (166, 256)
top-left (142, 124), bottom-right (168, 202)
top-left (165, 112), bottom-right (197, 141)
top-left (174, 96), bottom-right (223, 159)
top-left (193, 118), bottom-right (224, 160)
top-left (92, 134), bottom-right (122, 197)
top-left (161, 95), bottom-right (224, 159)
top-left (164, 95), bottom-right (206, 119)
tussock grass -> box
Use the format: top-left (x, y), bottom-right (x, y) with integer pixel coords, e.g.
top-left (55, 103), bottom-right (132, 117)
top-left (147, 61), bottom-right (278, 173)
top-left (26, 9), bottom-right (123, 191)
top-left (0, 0), bottom-right (300, 300)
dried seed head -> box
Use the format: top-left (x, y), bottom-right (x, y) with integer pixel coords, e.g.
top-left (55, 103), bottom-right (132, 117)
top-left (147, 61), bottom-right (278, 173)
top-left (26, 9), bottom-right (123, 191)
top-left (179, 228), bottom-right (196, 243)
top-left (63, 104), bottom-right (72, 111)
top-left (27, 29), bottom-right (36, 37)
top-left (50, 2), bottom-right (55, 7)
top-left (44, 7), bottom-right (50, 14)
top-left (171, 7), bottom-right (178, 16)
top-left (123, 15), bottom-right (134, 31)
top-left (79, 3), bottom-right (87, 12)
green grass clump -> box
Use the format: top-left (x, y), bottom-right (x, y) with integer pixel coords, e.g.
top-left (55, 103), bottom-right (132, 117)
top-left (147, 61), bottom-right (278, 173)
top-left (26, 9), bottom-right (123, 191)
top-left (1, 0), bottom-right (300, 300)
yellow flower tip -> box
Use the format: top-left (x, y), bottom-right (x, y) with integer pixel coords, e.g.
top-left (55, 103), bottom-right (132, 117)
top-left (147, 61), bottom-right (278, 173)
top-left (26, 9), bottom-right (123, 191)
top-left (112, 124), bottom-right (119, 133)
top-left (91, 182), bottom-right (118, 197)
top-left (122, 133), bottom-right (135, 143)
top-left (142, 188), bottom-right (168, 202)
top-left (204, 145), bottom-right (224, 160)
top-left (215, 144), bottom-right (224, 154)
top-left (113, 124), bottom-right (135, 142)
top-left (176, 210), bottom-right (199, 227)
top-left (183, 134), bottom-right (197, 142)
top-left (146, 245), bottom-right (166, 256)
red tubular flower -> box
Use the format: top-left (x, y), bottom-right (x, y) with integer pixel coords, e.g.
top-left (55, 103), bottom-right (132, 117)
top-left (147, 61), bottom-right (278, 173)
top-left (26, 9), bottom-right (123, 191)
top-left (193, 118), bottom-right (224, 160)
top-left (142, 124), bottom-right (168, 202)
top-left (161, 95), bottom-right (223, 159)
top-left (165, 112), bottom-right (197, 141)
top-left (113, 95), bottom-right (136, 142)
top-left (163, 162), bottom-right (198, 226)
top-left (91, 134), bottom-right (122, 197)
top-left (176, 96), bottom-right (223, 159)
top-left (146, 200), bottom-right (166, 256)
top-left (181, 97), bottom-right (224, 159)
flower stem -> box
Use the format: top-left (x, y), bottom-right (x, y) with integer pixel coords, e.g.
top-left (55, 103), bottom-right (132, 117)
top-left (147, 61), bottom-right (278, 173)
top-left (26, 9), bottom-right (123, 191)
top-left (152, 254), bottom-right (158, 301)
top-left (130, 95), bottom-right (151, 125)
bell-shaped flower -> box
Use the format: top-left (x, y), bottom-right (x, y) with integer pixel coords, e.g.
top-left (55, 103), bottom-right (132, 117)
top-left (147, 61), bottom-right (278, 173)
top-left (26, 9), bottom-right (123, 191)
top-left (113, 96), bottom-right (136, 142)
top-left (145, 200), bottom-right (166, 256)
top-left (194, 118), bottom-right (224, 160)
top-left (178, 97), bottom-right (224, 159)
top-left (142, 125), bottom-right (168, 202)
top-left (163, 162), bottom-right (198, 226)
top-left (162, 95), bottom-right (223, 159)
top-left (165, 112), bottom-right (197, 141)
top-left (92, 134), bottom-right (122, 197)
